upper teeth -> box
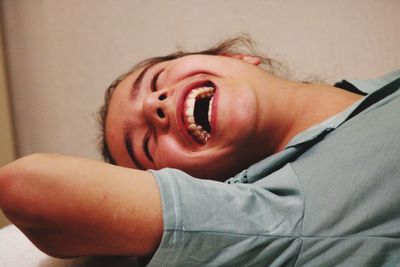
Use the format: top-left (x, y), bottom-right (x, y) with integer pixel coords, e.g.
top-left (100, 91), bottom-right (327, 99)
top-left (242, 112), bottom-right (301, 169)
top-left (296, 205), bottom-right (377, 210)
top-left (184, 86), bottom-right (215, 144)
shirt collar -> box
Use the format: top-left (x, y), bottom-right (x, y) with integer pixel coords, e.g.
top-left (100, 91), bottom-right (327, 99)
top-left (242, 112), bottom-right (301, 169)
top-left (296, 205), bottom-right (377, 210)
top-left (286, 69), bottom-right (400, 148)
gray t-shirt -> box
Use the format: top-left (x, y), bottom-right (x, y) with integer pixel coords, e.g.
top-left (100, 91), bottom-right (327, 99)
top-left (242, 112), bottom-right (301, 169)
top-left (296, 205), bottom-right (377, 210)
top-left (147, 71), bottom-right (400, 266)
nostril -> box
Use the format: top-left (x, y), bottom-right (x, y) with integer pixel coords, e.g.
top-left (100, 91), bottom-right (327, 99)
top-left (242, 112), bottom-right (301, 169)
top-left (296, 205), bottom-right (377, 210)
top-left (157, 108), bottom-right (165, 118)
top-left (159, 94), bottom-right (167, 101)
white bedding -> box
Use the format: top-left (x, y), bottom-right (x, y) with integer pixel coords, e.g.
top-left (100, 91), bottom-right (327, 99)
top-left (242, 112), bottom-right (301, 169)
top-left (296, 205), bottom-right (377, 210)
top-left (0, 224), bottom-right (140, 267)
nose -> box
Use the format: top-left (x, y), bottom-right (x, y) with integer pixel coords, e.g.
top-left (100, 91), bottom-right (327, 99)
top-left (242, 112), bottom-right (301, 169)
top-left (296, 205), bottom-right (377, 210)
top-left (142, 89), bottom-right (170, 129)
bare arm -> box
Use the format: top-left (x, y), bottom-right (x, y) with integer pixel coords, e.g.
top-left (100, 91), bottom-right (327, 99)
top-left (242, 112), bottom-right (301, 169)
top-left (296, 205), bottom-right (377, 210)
top-left (0, 153), bottom-right (163, 258)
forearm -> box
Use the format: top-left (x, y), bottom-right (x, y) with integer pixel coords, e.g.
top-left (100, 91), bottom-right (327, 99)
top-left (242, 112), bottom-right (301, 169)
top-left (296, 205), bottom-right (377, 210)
top-left (0, 153), bottom-right (162, 258)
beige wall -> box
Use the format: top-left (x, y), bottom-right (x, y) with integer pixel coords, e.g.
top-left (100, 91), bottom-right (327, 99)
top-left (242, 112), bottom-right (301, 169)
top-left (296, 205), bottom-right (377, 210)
top-left (0, 28), bottom-right (15, 166)
top-left (1, 0), bottom-right (399, 160)
top-left (0, 1), bottom-right (399, 229)
top-left (0, 20), bottom-right (14, 227)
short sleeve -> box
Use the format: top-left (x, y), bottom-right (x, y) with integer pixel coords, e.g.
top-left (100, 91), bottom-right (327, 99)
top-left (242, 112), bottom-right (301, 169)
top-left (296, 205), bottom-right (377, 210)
top-left (147, 166), bottom-right (304, 266)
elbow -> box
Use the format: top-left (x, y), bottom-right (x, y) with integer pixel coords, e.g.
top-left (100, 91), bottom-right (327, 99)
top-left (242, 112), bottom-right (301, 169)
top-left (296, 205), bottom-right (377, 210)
top-left (0, 153), bottom-right (58, 225)
top-left (0, 156), bottom-right (29, 220)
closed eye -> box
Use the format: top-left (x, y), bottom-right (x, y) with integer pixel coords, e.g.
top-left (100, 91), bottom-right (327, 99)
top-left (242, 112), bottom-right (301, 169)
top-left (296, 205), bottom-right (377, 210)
top-left (151, 69), bottom-right (163, 92)
top-left (143, 131), bottom-right (154, 162)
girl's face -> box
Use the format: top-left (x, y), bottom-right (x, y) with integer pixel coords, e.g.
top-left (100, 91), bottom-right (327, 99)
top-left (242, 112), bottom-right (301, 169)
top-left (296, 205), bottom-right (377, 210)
top-left (105, 54), bottom-right (274, 180)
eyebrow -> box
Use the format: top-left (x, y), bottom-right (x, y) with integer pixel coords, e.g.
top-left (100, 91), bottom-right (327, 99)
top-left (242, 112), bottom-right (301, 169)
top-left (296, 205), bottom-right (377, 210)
top-left (124, 61), bottom-right (160, 168)
top-left (124, 127), bottom-right (144, 170)
top-left (122, 67), bottom-right (151, 168)
top-left (131, 63), bottom-right (157, 98)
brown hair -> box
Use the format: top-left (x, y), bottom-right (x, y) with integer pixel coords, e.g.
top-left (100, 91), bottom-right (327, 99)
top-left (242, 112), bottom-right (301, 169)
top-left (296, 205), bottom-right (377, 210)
top-left (98, 35), bottom-right (285, 165)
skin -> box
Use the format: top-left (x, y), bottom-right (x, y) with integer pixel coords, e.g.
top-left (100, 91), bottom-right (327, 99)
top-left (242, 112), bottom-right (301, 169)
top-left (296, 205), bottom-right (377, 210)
top-left (0, 154), bottom-right (163, 258)
top-left (107, 55), bottom-right (295, 180)
top-left (106, 54), bottom-right (362, 180)
top-left (0, 54), bottom-right (362, 258)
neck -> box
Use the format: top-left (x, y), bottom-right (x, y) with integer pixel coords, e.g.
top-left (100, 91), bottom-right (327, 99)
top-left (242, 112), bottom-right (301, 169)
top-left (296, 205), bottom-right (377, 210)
top-left (256, 77), bottom-right (363, 154)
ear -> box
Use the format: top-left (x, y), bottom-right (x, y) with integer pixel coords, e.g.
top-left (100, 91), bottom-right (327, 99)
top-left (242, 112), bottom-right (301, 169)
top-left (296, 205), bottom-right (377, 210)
top-left (221, 53), bottom-right (261, 66)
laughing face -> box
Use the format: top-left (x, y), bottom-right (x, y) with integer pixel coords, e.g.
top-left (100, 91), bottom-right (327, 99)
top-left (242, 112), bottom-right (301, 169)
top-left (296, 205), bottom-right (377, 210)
top-left (105, 54), bottom-right (282, 180)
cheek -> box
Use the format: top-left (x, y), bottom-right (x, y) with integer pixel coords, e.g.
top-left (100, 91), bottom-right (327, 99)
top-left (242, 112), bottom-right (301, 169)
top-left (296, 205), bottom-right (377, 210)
top-left (165, 57), bottom-right (225, 83)
top-left (190, 149), bottom-right (251, 180)
top-left (154, 137), bottom-right (188, 168)
top-left (153, 136), bottom-right (214, 176)
top-left (154, 138), bottom-right (248, 180)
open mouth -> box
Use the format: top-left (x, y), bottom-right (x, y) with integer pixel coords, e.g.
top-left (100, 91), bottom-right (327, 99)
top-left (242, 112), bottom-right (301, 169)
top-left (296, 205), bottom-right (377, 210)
top-left (183, 82), bottom-right (215, 144)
